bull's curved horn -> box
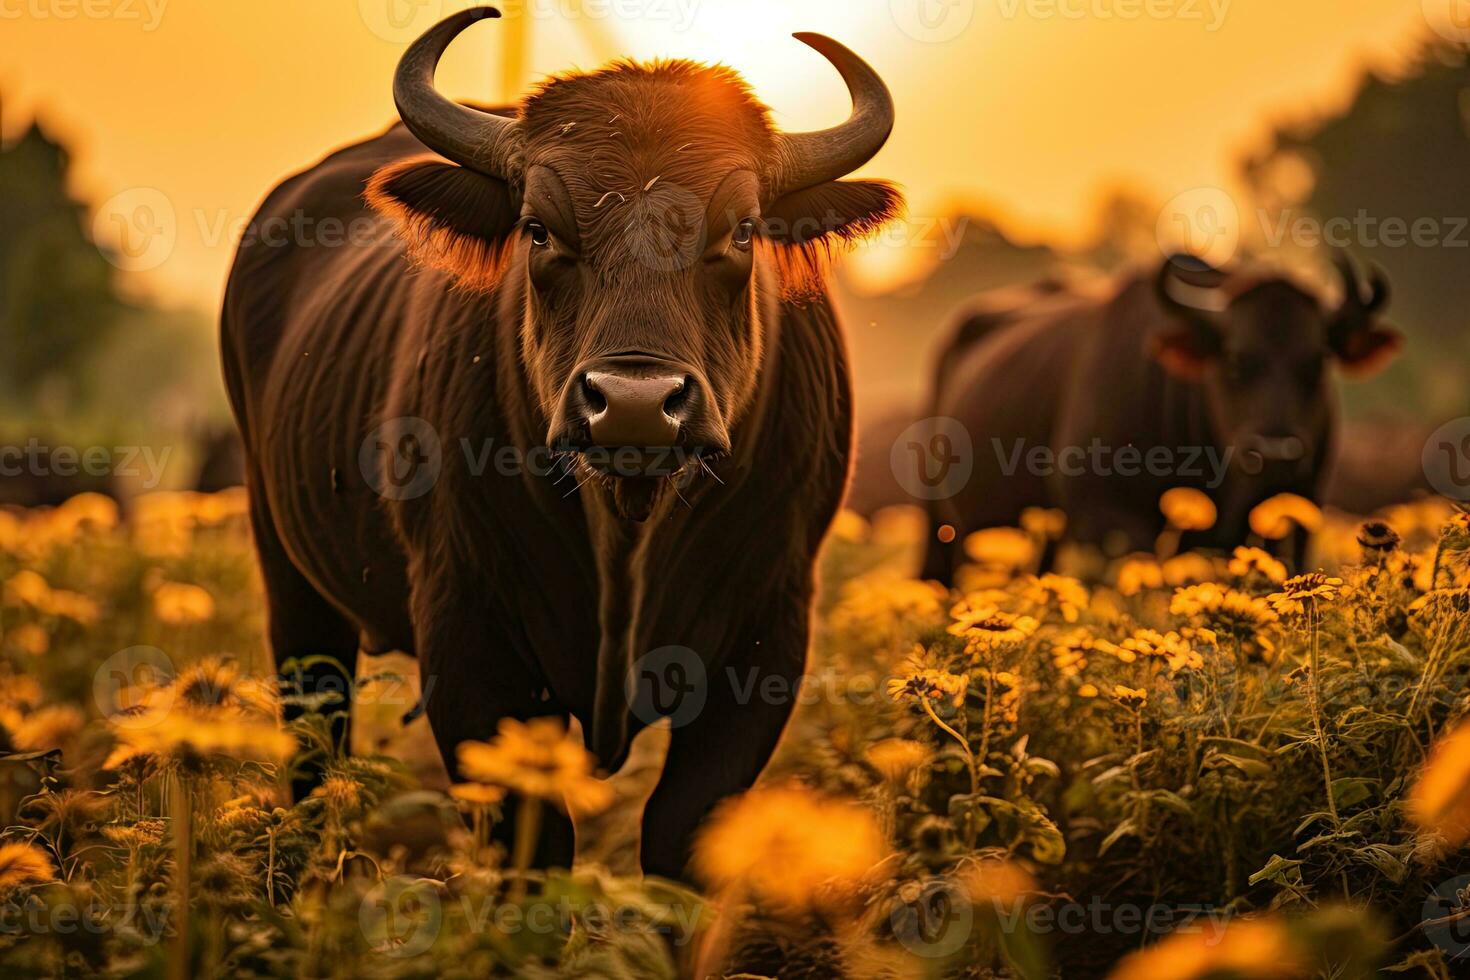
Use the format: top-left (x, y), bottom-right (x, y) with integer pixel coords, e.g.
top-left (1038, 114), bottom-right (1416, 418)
top-left (394, 7), bottom-right (520, 179)
top-left (1333, 252), bottom-right (1389, 313)
top-left (771, 33), bottom-right (894, 197)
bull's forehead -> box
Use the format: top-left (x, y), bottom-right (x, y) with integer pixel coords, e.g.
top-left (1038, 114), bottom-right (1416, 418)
top-left (518, 61), bottom-right (776, 234)
top-left (1224, 281), bottom-right (1328, 352)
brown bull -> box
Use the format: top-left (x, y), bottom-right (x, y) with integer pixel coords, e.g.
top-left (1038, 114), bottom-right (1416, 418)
top-left (221, 8), bottom-right (900, 876)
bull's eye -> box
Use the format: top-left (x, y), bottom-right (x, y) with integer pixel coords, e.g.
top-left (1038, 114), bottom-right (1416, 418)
top-left (731, 218), bottom-right (757, 249)
top-left (526, 220), bottom-right (551, 248)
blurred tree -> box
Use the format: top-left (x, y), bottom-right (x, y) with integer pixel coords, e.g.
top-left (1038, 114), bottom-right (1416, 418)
top-left (1247, 40), bottom-right (1470, 418)
top-left (0, 103), bottom-right (128, 412)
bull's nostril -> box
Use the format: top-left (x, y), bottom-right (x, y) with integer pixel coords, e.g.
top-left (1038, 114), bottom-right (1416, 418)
top-left (581, 374), bottom-right (607, 414)
top-left (662, 376), bottom-right (691, 418)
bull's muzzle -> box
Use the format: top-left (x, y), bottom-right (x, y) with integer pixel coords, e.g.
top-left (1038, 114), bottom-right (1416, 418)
top-left (552, 355), bottom-right (729, 475)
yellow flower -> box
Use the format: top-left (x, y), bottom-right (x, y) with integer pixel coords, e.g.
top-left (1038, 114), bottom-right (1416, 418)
top-left (1355, 520), bottom-right (1400, 555)
top-left (4, 570), bottom-right (51, 607)
top-left (449, 782), bottom-right (507, 806)
top-left (457, 717), bottom-right (613, 813)
top-left (1159, 488), bottom-right (1217, 531)
top-left (1050, 628), bottom-right (1102, 677)
top-left (1162, 553), bottom-right (1216, 586)
top-left (11, 705), bottom-right (85, 751)
top-left (977, 669), bottom-right (1023, 722)
top-left (1249, 493), bottom-right (1323, 540)
top-left (1023, 573), bottom-right (1089, 622)
top-left (963, 527), bottom-right (1035, 569)
top-left (170, 659), bottom-right (277, 714)
top-left (105, 706), bottom-right (295, 769)
top-left (694, 785), bottom-right (888, 908)
top-left (887, 667), bottom-right (970, 708)
top-left (1019, 507), bottom-right (1067, 540)
top-left (6, 624), bottom-right (49, 656)
top-left (1228, 546), bottom-right (1287, 585)
top-left (153, 582), bottom-right (217, 625)
top-left (2, 571), bottom-right (99, 624)
top-left (312, 775), bottom-right (363, 812)
top-left (56, 492), bottom-right (119, 533)
top-left (1410, 718), bottom-right (1470, 845)
top-left (828, 510), bottom-right (869, 544)
top-left (949, 606), bottom-right (1039, 654)
top-left (1114, 556), bottom-right (1164, 596)
top-left (960, 856), bottom-right (1035, 907)
top-left (1171, 583), bottom-right (1278, 638)
top-left (103, 820), bottom-right (166, 848)
top-left (1112, 685), bottom-right (1148, 710)
top-left (1107, 917), bottom-right (1300, 980)
top-left (865, 739), bottom-right (931, 785)
top-left (0, 842), bottom-right (56, 895)
top-left (1112, 629), bottom-right (1203, 673)
top-left (0, 673), bottom-right (43, 710)
top-left (1076, 683), bottom-right (1099, 698)
top-left (1267, 572), bottom-right (1343, 618)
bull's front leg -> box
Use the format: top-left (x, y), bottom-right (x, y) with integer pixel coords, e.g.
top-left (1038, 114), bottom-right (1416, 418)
top-left (415, 594), bottom-right (577, 870)
top-left (636, 593), bottom-right (810, 880)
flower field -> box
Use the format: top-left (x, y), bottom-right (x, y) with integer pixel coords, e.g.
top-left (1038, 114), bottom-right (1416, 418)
top-left (1, 488), bottom-right (1469, 978)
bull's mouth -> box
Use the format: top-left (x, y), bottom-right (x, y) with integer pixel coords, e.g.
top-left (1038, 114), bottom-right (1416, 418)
top-left (550, 444), bottom-right (726, 522)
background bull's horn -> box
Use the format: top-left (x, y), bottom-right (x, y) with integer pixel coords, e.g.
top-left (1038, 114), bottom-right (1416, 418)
top-left (394, 7), bottom-right (521, 179)
top-left (772, 33), bottom-right (895, 198)
top-left (1333, 252), bottom-right (1389, 314)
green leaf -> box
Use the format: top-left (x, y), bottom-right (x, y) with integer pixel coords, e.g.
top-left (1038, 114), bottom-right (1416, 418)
top-left (1248, 853), bottom-right (1303, 887)
top-left (1331, 777), bottom-right (1378, 810)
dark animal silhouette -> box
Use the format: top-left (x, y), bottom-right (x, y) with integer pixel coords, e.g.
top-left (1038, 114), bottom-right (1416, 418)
top-left (920, 254), bottom-right (1402, 582)
top-left (221, 7), bottom-right (899, 877)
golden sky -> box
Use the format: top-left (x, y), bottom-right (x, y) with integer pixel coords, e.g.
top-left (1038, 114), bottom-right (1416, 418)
top-left (1, 0), bottom-right (1433, 308)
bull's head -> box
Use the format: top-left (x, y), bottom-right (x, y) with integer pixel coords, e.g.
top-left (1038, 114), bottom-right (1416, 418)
top-left (367, 8), bottom-right (900, 519)
top-left (1152, 252), bottom-right (1402, 478)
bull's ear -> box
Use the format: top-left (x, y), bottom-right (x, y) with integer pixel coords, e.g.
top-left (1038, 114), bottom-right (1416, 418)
top-left (762, 179), bottom-right (903, 246)
top-left (761, 179), bottom-right (902, 297)
top-left (365, 155), bottom-right (519, 291)
top-left (1332, 323), bottom-right (1403, 378)
top-left (1329, 262), bottom-right (1403, 378)
top-left (1152, 253), bottom-right (1226, 381)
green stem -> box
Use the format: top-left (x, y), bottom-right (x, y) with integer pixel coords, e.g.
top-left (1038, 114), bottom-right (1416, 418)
top-left (508, 796), bottom-right (542, 904)
top-left (169, 774), bottom-right (193, 980)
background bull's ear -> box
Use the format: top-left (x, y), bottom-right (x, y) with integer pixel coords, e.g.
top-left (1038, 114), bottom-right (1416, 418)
top-left (365, 155), bottom-right (519, 291)
top-left (1331, 323), bottom-right (1404, 378)
top-left (761, 179), bottom-right (903, 297)
top-left (1152, 253), bottom-right (1226, 381)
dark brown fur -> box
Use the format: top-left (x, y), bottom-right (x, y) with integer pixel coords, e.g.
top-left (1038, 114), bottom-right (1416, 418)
top-left (921, 257), bottom-right (1400, 581)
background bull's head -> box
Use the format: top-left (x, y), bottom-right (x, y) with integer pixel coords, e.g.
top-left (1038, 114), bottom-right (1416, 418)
top-left (1151, 252), bottom-right (1402, 480)
top-left (365, 8), bottom-right (901, 520)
